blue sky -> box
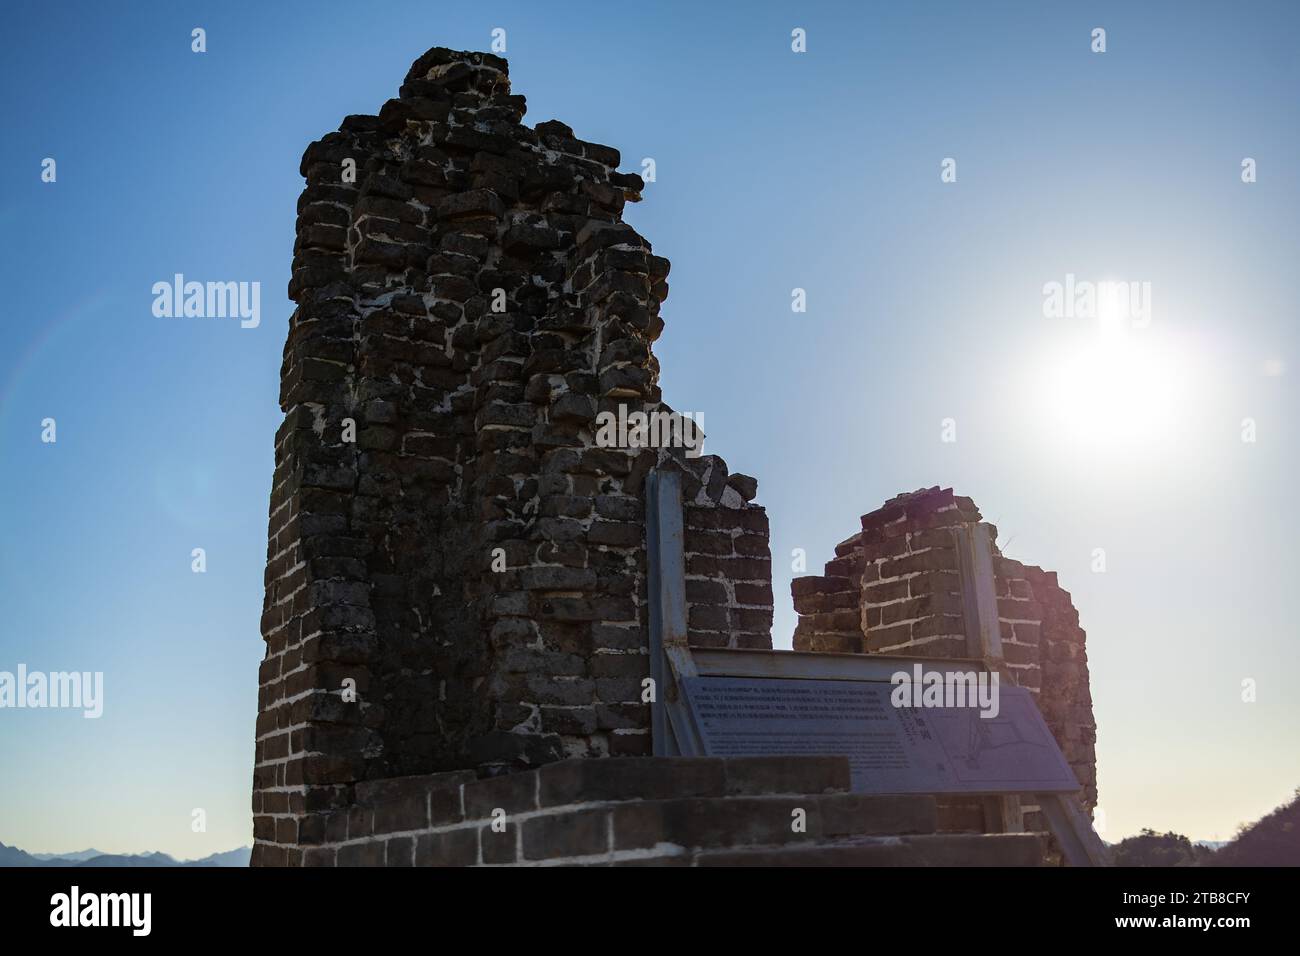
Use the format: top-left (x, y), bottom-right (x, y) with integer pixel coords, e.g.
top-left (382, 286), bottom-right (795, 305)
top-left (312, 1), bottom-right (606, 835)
top-left (1, 0), bottom-right (1296, 855)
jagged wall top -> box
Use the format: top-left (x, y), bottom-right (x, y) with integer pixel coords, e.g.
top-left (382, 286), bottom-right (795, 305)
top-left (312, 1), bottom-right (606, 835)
top-left (254, 42), bottom-right (773, 828)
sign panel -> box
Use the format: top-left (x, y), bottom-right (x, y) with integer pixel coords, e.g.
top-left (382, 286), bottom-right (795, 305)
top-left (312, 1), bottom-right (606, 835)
top-left (680, 675), bottom-right (1080, 795)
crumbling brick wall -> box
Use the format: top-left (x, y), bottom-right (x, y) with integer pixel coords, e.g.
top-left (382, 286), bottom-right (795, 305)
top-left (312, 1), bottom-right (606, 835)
top-left (254, 47), bottom-right (771, 862)
top-left (1014, 565), bottom-right (1098, 810)
top-left (792, 487), bottom-right (1098, 823)
top-left (254, 43), bottom-right (1091, 868)
top-left (684, 468), bottom-right (773, 650)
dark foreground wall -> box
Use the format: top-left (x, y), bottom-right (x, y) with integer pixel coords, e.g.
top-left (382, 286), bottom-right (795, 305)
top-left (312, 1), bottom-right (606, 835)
top-left (253, 47), bottom-right (773, 862)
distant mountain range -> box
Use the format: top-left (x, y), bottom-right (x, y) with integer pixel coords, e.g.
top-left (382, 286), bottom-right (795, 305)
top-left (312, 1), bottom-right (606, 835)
top-left (29, 848), bottom-right (107, 861)
top-left (0, 841), bottom-right (250, 867)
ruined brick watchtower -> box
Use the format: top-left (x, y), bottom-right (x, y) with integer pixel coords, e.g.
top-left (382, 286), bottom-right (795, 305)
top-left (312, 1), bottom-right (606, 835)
top-left (253, 47), bottom-right (774, 863)
top-left (251, 46), bottom-right (1095, 867)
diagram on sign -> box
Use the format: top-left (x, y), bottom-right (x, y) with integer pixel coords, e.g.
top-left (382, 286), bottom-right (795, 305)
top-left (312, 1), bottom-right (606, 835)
top-left (924, 693), bottom-right (1061, 783)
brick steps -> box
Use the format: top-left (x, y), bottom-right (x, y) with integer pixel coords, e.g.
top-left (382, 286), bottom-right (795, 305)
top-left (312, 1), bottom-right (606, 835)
top-left (289, 756), bottom-right (1047, 866)
top-left (352, 754), bottom-right (856, 821)
top-left (610, 793), bottom-right (938, 852)
top-left (694, 833), bottom-right (1047, 867)
top-left (508, 793), bottom-right (938, 862)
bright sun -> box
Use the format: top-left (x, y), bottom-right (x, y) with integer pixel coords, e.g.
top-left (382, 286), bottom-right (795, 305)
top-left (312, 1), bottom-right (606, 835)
top-left (1031, 310), bottom-right (1196, 457)
top-left (1045, 336), bottom-right (1183, 445)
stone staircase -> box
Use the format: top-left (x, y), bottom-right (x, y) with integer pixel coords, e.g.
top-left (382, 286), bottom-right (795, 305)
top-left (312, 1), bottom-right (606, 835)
top-left (279, 755), bottom-right (1045, 866)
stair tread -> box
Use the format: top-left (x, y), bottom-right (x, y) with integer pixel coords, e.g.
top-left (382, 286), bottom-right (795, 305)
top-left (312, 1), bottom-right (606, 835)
top-left (693, 832), bottom-right (1046, 867)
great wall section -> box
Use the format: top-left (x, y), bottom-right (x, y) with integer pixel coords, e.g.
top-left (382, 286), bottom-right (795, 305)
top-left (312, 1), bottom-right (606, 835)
top-left (252, 47), bottom-right (1096, 867)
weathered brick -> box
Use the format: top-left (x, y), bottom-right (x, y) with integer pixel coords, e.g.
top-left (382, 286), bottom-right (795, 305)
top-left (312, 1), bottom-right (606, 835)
top-left (521, 807), bottom-right (609, 860)
top-left (414, 828), bottom-right (479, 866)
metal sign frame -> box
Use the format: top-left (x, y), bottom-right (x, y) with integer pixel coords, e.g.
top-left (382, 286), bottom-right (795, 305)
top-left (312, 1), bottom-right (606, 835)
top-left (645, 468), bottom-right (700, 756)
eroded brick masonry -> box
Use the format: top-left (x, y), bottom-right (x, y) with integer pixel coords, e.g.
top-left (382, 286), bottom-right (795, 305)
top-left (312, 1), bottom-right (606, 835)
top-left (254, 48), bottom-right (772, 863)
top-left (791, 487), bottom-right (1099, 820)
top-left (253, 46), bottom-right (1096, 866)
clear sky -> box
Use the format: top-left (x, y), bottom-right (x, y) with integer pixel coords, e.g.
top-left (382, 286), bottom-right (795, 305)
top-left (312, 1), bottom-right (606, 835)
top-left (1, 0), bottom-right (1296, 856)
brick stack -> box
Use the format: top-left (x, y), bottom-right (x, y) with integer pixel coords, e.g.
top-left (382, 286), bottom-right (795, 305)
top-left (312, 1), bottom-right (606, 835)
top-left (791, 487), bottom-right (1098, 829)
top-left (254, 47), bottom-right (771, 865)
top-left (788, 534), bottom-right (867, 653)
top-left (683, 468), bottom-right (773, 650)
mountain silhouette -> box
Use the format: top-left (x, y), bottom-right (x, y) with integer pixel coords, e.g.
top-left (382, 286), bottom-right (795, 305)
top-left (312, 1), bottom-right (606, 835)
top-left (29, 848), bottom-right (107, 861)
top-left (1207, 789), bottom-right (1300, 866)
top-left (0, 840), bottom-right (250, 867)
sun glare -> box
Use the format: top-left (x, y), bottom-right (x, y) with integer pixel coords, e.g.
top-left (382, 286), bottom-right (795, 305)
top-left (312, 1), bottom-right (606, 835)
top-left (1034, 325), bottom-right (1194, 456)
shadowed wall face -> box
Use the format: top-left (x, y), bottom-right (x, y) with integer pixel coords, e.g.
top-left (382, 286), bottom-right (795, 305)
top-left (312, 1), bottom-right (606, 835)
top-left (253, 47), bottom-right (772, 862)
